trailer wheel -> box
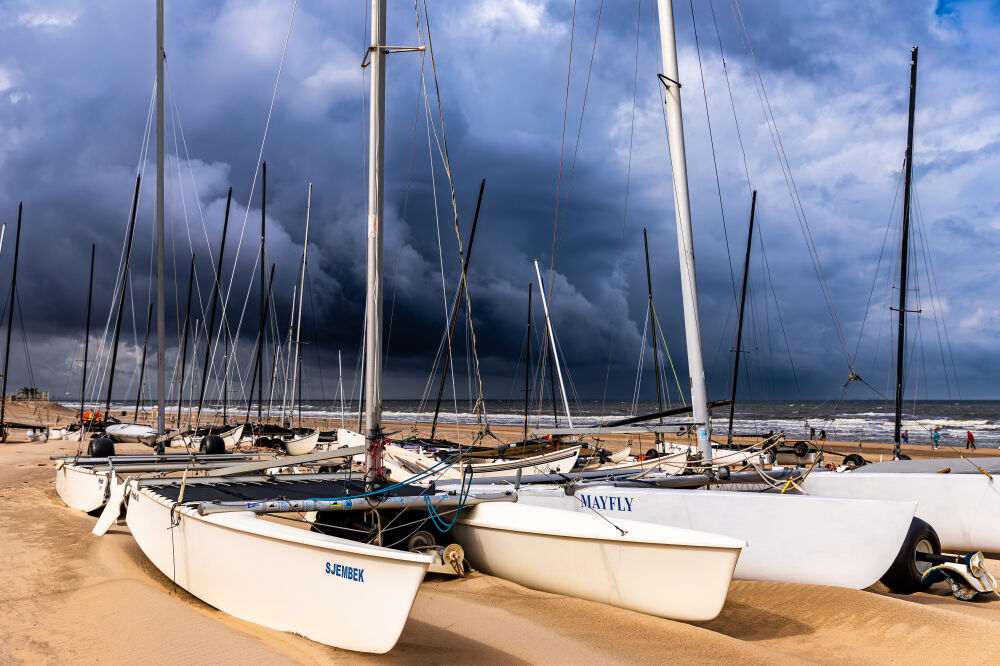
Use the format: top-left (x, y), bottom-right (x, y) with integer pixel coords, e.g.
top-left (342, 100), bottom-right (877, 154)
top-left (880, 517), bottom-right (940, 594)
top-left (793, 441), bottom-right (809, 457)
top-left (843, 453), bottom-right (866, 468)
top-left (88, 437), bottom-right (116, 458)
top-left (200, 434), bottom-right (225, 454)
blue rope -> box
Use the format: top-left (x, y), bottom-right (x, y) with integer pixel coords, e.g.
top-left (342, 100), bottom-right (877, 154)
top-left (305, 452), bottom-right (462, 503)
top-left (425, 469), bottom-right (474, 532)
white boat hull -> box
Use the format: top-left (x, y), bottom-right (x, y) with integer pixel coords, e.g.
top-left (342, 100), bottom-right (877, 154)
top-left (801, 470), bottom-right (1000, 552)
top-left (55, 464), bottom-right (112, 512)
top-left (105, 423), bottom-right (158, 443)
top-left (509, 485), bottom-right (914, 589)
top-left (451, 501), bottom-right (742, 621)
top-left (285, 431), bottom-right (319, 456)
top-left (386, 444), bottom-right (581, 481)
top-left (125, 483), bottom-right (433, 653)
top-left (220, 424), bottom-right (245, 451)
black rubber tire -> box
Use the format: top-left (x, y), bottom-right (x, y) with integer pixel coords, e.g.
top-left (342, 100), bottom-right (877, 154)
top-left (644, 448), bottom-right (660, 459)
top-left (843, 453), bottom-right (866, 468)
top-left (879, 517), bottom-right (941, 594)
top-left (792, 441), bottom-right (809, 457)
top-left (87, 437), bottom-right (116, 457)
top-left (200, 434), bottom-right (226, 454)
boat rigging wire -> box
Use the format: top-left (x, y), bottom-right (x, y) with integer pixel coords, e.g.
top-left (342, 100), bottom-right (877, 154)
top-left (601, 0), bottom-right (639, 417)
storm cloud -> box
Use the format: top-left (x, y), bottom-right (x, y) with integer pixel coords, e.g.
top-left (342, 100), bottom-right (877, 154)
top-left (0, 0), bottom-right (998, 408)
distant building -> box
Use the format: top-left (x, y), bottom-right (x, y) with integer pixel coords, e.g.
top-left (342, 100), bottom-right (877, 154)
top-left (9, 387), bottom-right (49, 401)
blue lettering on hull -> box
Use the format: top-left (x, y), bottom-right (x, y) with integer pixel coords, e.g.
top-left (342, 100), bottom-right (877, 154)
top-left (578, 494), bottom-right (633, 512)
top-left (325, 561), bottom-right (366, 583)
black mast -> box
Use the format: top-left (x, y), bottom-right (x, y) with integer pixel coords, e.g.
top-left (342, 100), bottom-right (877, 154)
top-left (196, 187), bottom-right (231, 427)
top-left (175, 255), bottom-right (195, 427)
top-left (894, 46), bottom-right (919, 460)
top-left (524, 283), bottom-right (532, 440)
top-left (104, 175), bottom-right (142, 421)
top-left (643, 228), bottom-right (665, 446)
top-left (80, 244), bottom-right (95, 423)
top-left (258, 162), bottom-right (266, 424)
top-left (246, 263), bottom-right (275, 423)
top-left (429, 178), bottom-right (485, 439)
top-left (0, 203), bottom-right (23, 439)
top-left (727, 190), bottom-right (757, 446)
top-left (134, 302), bottom-right (154, 422)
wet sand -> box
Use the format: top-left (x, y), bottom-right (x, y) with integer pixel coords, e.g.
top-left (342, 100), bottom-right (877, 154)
top-left (4, 400), bottom-right (1000, 663)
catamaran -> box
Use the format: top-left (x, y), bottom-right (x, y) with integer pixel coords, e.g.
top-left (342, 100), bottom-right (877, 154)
top-left (447, 0), bottom-right (940, 595)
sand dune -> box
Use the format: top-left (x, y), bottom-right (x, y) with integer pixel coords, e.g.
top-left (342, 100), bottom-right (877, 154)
top-left (3, 406), bottom-right (1000, 663)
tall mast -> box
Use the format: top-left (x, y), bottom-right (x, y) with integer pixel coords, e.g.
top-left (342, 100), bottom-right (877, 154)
top-left (533, 260), bottom-right (573, 428)
top-left (655, 0), bottom-right (712, 459)
top-left (176, 255), bottom-right (195, 427)
top-left (363, 0), bottom-right (387, 479)
top-left (80, 244), bottom-right (95, 423)
top-left (134, 302), bottom-right (154, 422)
top-left (524, 283), bottom-right (532, 440)
top-left (258, 161), bottom-right (267, 424)
top-left (155, 0), bottom-right (166, 435)
top-left (281, 285), bottom-right (296, 426)
top-left (643, 228), bottom-right (665, 446)
top-left (429, 179), bottom-right (486, 439)
top-left (288, 183), bottom-right (311, 428)
top-left (195, 187), bottom-right (231, 426)
top-left (727, 190), bottom-right (756, 446)
top-left (0, 204), bottom-right (22, 438)
top-left (894, 46), bottom-right (919, 460)
top-left (338, 350), bottom-right (344, 430)
top-left (105, 176), bottom-right (142, 420)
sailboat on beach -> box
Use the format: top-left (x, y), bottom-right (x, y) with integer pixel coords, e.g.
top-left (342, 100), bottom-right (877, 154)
top-left (453, 0), bottom-right (934, 593)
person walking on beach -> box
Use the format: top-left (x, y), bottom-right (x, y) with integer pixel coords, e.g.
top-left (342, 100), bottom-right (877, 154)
top-left (819, 429), bottom-right (827, 441)
top-left (932, 427), bottom-right (941, 450)
top-left (967, 430), bottom-right (976, 450)
top-left (902, 430), bottom-right (908, 445)
top-left (810, 426), bottom-right (816, 440)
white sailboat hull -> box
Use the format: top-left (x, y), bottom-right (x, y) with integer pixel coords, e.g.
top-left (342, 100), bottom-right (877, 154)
top-left (285, 431), bottom-right (319, 456)
top-left (105, 423), bottom-right (157, 443)
top-left (510, 485), bottom-right (915, 589)
top-left (451, 501), bottom-right (742, 621)
top-left (220, 424), bottom-right (244, 451)
top-left (55, 464), bottom-right (111, 512)
top-left (801, 471), bottom-right (1000, 552)
top-left (386, 444), bottom-right (581, 481)
top-left (125, 483), bottom-right (432, 653)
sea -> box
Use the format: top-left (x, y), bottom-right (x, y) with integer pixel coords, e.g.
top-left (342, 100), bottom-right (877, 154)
top-left (80, 399), bottom-right (1000, 450)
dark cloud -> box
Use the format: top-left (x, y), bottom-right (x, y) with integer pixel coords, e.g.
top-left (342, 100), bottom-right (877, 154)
top-left (0, 0), bottom-right (998, 409)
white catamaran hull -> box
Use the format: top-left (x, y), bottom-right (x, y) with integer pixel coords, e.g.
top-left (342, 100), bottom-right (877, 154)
top-left (451, 501), bottom-right (743, 621)
top-left (508, 485), bottom-right (916, 589)
top-left (55, 464), bottom-right (112, 512)
top-left (105, 423), bottom-right (158, 443)
top-left (125, 484), bottom-right (432, 653)
top-left (801, 471), bottom-right (1000, 552)
top-left (386, 444), bottom-right (581, 481)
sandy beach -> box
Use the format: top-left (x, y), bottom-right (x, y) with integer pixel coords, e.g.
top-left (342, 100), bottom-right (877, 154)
top-left (4, 400), bottom-right (1000, 664)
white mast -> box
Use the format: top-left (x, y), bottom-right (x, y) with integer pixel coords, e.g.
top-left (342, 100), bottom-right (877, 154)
top-left (280, 284), bottom-right (296, 425)
top-left (363, 0), bottom-right (386, 474)
top-left (155, 0), bottom-right (166, 435)
top-left (655, 0), bottom-right (712, 459)
top-left (533, 260), bottom-right (573, 429)
top-left (338, 350), bottom-right (345, 429)
top-left (289, 182), bottom-right (311, 427)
